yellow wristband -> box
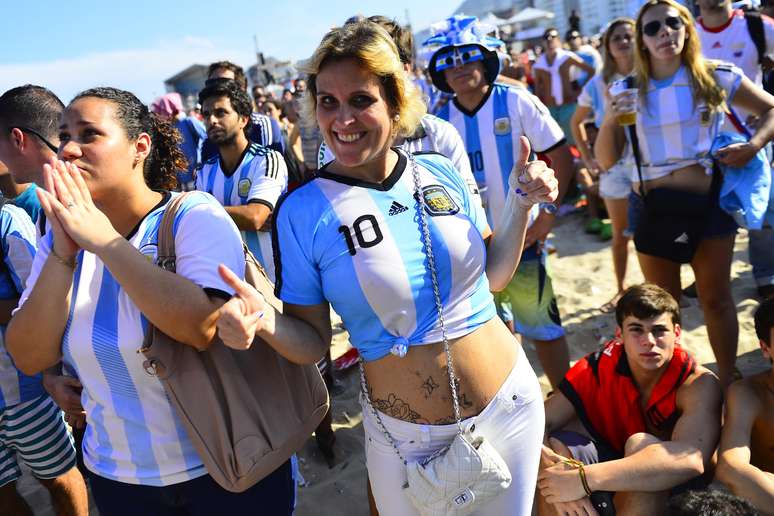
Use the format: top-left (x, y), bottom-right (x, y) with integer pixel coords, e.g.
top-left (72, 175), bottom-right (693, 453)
top-left (561, 458), bottom-right (593, 496)
top-left (50, 249), bottom-right (76, 269)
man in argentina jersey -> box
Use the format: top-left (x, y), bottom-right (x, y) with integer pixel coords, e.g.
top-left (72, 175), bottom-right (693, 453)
top-left (200, 61), bottom-right (285, 161)
top-left (0, 203), bottom-right (86, 514)
top-left (196, 80), bottom-right (287, 282)
top-left (425, 15), bottom-right (576, 388)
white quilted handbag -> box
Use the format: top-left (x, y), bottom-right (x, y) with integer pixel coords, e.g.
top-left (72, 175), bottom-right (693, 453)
top-left (358, 153), bottom-right (512, 515)
top-left (405, 432), bottom-right (512, 515)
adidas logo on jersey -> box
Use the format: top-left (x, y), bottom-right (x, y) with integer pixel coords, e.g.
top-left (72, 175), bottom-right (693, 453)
top-left (388, 201), bottom-right (408, 216)
top-left (674, 232), bottom-right (690, 244)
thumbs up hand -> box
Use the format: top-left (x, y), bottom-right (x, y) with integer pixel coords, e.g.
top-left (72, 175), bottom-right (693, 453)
top-left (216, 263), bottom-right (267, 350)
top-left (508, 136), bottom-right (559, 210)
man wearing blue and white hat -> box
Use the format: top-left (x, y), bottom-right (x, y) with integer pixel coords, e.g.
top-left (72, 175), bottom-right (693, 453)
top-left (425, 15), bottom-right (576, 389)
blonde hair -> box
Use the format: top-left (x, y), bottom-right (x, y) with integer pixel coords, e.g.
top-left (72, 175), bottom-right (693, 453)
top-left (299, 21), bottom-right (425, 137)
top-left (602, 18), bottom-right (635, 84)
top-left (634, 0), bottom-right (725, 111)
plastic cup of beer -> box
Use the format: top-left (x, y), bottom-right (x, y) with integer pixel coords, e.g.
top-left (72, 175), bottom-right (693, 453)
top-left (608, 82), bottom-right (638, 126)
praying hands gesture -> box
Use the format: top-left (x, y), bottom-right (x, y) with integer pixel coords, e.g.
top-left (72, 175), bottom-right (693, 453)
top-left (37, 158), bottom-right (121, 258)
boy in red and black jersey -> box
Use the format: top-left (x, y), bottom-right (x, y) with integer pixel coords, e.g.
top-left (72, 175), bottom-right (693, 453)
top-left (537, 284), bottom-right (722, 516)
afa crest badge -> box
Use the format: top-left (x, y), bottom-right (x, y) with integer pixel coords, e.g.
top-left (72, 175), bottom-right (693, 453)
top-left (420, 185), bottom-right (459, 216)
top-left (494, 117), bottom-right (511, 135)
top-left (238, 178), bottom-right (252, 198)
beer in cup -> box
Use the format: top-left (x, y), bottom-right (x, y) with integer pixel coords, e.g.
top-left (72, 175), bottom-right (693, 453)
top-left (608, 81), bottom-right (638, 126)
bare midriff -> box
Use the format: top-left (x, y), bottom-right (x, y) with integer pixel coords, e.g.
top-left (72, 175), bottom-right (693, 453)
top-left (362, 316), bottom-right (520, 425)
top-left (632, 163), bottom-right (712, 195)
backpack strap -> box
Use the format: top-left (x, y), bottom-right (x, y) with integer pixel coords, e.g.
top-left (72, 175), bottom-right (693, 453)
top-left (155, 192), bottom-right (192, 273)
top-left (745, 10), bottom-right (766, 66)
top-left (623, 76), bottom-right (646, 197)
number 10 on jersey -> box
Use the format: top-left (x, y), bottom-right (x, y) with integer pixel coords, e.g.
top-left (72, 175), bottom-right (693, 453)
top-left (338, 215), bottom-right (384, 256)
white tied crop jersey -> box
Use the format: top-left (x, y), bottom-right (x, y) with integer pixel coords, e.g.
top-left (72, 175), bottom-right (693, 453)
top-left (17, 191), bottom-right (246, 486)
top-left (616, 62), bottom-right (744, 181)
top-left (274, 150), bottom-right (496, 362)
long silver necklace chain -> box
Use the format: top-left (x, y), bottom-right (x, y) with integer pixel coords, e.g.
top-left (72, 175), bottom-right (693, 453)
top-left (358, 152), bottom-right (463, 466)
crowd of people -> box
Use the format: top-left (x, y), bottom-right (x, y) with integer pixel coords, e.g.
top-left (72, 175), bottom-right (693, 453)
top-left (0, 0), bottom-right (772, 514)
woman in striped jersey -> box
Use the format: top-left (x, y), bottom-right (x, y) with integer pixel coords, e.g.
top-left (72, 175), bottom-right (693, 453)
top-left (596, 0), bottom-right (774, 388)
top-left (216, 20), bottom-right (559, 515)
top-left (6, 88), bottom-right (296, 514)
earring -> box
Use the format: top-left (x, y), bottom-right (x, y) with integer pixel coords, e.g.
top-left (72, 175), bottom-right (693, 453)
top-left (393, 114), bottom-right (400, 121)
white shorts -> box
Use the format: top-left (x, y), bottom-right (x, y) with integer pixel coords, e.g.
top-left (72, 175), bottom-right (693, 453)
top-left (361, 345), bottom-right (545, 515)
top-left (599, 161), bottom-right (633, 200)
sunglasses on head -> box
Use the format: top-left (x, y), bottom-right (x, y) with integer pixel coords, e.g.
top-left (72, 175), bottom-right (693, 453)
top-left (434, 45), bottom-right (485, 71)
top-left (13, 127), bottom-right (58, 153)
top-left (642, 16), bottom-right (683, 37)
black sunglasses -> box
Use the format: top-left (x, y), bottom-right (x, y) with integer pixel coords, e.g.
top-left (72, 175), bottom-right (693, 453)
top-left (642, 16), bottom-right (684, 37)
top-left (544, 33), bottom-right (559, 41)
top-left (13, 127), bottom-right (59, 153)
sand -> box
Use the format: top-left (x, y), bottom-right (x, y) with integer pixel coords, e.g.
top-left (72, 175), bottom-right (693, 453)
top-left (19, 211), bottom-right (768, 515)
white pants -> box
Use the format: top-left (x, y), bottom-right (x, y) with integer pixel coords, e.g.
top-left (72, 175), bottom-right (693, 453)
top-left (361, 345), bottom-right (545, 515)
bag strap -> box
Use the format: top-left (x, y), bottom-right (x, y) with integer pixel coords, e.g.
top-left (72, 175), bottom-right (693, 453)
top-left (624, 76), bottom-right (646, 197)
top-left (156, 192), bottom-right (193, 273)
top-left (745, 10), bottom-right (766, 67)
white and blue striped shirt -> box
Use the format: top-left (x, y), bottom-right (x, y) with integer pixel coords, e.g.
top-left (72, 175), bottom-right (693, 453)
top-left (274, 150), bottom-right (495, 362)
top-left (18, 192), bottom-right (246, 486)
top-left (195, 142), bottom-right (287, 282)
top-left (436, 82), bottom-right (565, 229)
top-left (621, 62), bottom-right (744, 181)
top-left (0, 203), bottom-right (37, 409)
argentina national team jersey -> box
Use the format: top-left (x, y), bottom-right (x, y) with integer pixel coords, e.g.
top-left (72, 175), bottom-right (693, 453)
top-left (436, 83), bottom-right (565, 229)
top-left (623, 63), bottom-right (744, 181)
top-left (274, 150), bottom-right (496, 362)
top-left (195, 142), bottom-right (287, 282)
top-left (0, 204), bottom-right (38, 409)
top-left (17, 192), bottom-right (246, 486)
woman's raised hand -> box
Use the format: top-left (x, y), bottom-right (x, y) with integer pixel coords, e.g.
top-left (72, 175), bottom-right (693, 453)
top-left (216, 264), bottom-right (267, 350)
top-left (508, 136), bottom-right (559, 209)
top-left (37, 159), bottom-right (119, 254)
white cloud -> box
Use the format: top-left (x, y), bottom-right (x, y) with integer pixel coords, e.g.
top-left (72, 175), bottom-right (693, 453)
top-left (0, 37), bottom-right (255, 105)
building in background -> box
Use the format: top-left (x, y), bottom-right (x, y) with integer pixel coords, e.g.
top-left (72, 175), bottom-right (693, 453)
top-left (164, 65), bottom-right (208, 110)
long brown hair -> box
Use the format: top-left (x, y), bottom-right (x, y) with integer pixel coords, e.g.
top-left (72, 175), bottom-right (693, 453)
top-left (602, 18), bottom-right (635, 84)
top-left (634, 0), bottom-right (725, 111)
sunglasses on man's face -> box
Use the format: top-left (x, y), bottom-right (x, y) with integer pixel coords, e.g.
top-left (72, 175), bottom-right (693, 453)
top-left (544, 33), bottom-right (559, 41)
top-left (434, 45), bottom-right (485, 71)
top-left (13, 127), bottom-right (59, 153)
top-left (642, 16), bottom-right (684, 37)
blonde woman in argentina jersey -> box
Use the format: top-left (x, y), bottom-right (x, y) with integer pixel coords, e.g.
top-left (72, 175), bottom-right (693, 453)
top-left (214, 20), bottom-right (559, 515)
top-left (6, 88), bottom-right (296, 515)
top-left (597, 0), bottom-right (774, 389)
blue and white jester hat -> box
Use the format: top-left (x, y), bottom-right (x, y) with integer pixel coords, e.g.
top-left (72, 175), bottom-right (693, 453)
top-left (423, 15), bottom-right (504, 93)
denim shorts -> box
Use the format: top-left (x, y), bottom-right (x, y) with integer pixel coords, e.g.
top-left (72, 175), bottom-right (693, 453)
top-left (599, 162), bottom-right (633, 200)
top-left (627, 189), bottom-right (738, 240)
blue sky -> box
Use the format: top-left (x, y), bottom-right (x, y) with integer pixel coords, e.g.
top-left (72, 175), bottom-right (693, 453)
top-left (0, 0), bottom-right (461, 104)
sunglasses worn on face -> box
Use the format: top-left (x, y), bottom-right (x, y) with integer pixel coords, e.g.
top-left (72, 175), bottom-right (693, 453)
top-left (611, 34), bottom-right (633, 43)
top-left (434, 45), bottom-right (485, 71)
top-left (642, 16), bottom-right (684, 37)
top-left (14, 127), bottom-right (58, 153)
top-left (544, 33), bottom-right (559, 40)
